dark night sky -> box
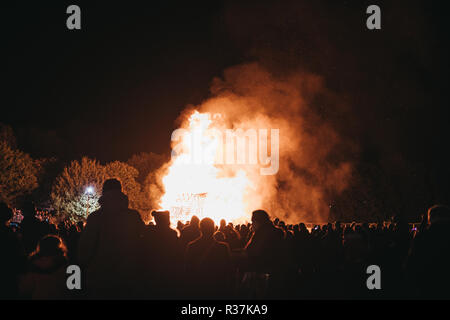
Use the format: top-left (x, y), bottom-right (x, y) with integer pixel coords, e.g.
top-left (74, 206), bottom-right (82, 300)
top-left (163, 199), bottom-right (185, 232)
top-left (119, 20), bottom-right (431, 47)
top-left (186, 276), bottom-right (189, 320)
top-left (1, 0), bottom-right (449, 182)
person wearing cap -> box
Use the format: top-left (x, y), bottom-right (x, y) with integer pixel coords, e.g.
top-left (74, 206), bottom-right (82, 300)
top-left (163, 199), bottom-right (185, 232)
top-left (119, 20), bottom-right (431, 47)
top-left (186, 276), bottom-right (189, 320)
top-left (77, 178), bottom-right (146, 299)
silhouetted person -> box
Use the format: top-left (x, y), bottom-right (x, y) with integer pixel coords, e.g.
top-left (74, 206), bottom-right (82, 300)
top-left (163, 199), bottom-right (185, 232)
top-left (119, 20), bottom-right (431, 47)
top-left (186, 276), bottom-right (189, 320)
top-left (180, 215), bottom-right (201, 249)
top-left (341, 226), bottom-right (370, 299)
top-left (19, 235), bottom-right (69, 299)
top-left (223, 224), bottom-right (242, 250)
top-left (19, 200), bottom-right (47, 255)
top-left (176, 220), bottom-right (185, 234)
top-left (0, 202), bottom-right (25, 299)
top-left (77, 179), bottom-right (146, 299)
top-left (213, 230), bottom-right (226, 242)
top-left (185, 218), bottom-right (232, 299)
top-left (145, 210), bottom-right (182, 298)
top-left (245, 210), bottom-right (285, 272)
top-left (66, 224), bottom-right (81, 264)
top-left (407, 204), bottom-right (450, 299)
top-left (244, 210), bottom-right (287, 298)
top-left (238, 224), bottom-right (251, 247)
top-left (219, 219), bottom-right (226, 232)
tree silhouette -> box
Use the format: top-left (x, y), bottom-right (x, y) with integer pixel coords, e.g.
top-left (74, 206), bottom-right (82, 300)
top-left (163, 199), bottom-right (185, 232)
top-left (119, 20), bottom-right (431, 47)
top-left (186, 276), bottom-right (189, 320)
top-left (0, 141), bottom-right (38, 207)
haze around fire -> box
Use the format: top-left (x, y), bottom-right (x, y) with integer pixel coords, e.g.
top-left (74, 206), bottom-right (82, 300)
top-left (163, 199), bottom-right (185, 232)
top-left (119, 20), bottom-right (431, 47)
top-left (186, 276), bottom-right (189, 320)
top-left (154, 62), bottom-right (353, 224)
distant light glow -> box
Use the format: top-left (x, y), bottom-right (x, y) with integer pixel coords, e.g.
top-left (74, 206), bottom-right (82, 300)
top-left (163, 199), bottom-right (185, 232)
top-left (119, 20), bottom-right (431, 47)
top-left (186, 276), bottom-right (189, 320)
top-left (85, 186), bottom-right (94, 194)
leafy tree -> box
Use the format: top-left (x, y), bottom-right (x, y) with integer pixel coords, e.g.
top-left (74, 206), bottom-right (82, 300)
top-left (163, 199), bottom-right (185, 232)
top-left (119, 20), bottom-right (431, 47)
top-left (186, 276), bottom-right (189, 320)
top-left (51, 157), bottom-right (153, 222)
top-left (126, 152), bottom-right (169, 222)
top-left (51, 157), bottom-right (106, 222)
top-left (127, 152), bottom-right (167, 184)
top-left (33, 157), bottom-right (63, 208)
top-left (0, 141), bottom-right (38, 207)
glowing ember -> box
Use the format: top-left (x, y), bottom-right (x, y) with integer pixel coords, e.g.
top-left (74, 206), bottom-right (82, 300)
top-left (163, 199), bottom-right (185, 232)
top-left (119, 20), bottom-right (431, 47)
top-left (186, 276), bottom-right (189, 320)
top-left (160, 111), bottom-right (251, 225)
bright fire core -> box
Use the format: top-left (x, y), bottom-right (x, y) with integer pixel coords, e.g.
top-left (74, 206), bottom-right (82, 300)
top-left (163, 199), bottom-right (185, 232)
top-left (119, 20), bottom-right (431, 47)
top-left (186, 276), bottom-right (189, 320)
top-left (160, 111), bottom-right (251, 225)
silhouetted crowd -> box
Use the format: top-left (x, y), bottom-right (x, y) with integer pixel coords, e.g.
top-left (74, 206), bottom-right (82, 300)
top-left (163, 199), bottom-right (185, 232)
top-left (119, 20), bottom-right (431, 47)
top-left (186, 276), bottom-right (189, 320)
top-left (1, 179), bottom-right (449, 300)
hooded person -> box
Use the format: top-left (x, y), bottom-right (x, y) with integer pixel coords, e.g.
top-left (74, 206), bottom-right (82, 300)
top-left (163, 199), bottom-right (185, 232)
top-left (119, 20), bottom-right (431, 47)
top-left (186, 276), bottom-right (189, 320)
top-left (19, 235), bottom-right (69, 299)
top-left (245, 210), bottom-right (286, 272)
top-left (244, 210), bottom-right (289, 298)
top-left (77, 179), bottom-right (146, 299)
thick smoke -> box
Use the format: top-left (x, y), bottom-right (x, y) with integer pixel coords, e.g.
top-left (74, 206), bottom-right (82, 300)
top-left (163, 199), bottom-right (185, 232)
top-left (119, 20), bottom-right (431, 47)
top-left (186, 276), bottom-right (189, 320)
top-left (155, 62), bottom-right (353, 223)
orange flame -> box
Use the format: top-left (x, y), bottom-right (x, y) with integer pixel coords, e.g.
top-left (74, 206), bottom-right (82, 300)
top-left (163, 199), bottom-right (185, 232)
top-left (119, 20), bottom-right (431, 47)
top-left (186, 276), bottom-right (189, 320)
top-left (160, 111), bottom-right (251, 225)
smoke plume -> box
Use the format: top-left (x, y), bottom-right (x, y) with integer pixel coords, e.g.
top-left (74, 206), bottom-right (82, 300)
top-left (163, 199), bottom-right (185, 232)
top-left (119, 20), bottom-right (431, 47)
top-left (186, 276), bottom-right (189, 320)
top-left (155, 62), bottom-right (353, 223)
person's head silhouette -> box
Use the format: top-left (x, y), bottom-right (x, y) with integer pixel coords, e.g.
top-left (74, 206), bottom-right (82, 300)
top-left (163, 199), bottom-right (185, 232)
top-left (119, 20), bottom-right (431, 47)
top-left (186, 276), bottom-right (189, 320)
top-left (20, 198), bottom-right (36, 220)
top-left (152, 210), bottom-right (170, 227)
top-left (98, 178), bottom-right (129, 213)
top-left (102, 178), bottom-right (122, 194)
top-left (251, 210), bottom-right (271, 231)
top-left (200, 218), bottom-right (215, 238)
top-left (190, 215), bottom-right (200, 229)
top-left (213, 230), bottom-right (226, 242)
top-left (33, 234), bottom-right (67, 258)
